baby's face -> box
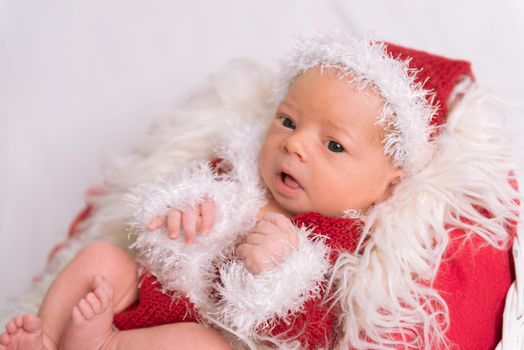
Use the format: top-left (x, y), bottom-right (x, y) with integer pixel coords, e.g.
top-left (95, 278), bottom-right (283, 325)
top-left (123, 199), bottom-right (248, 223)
top-left (258, 67), bottom-right (403, 217)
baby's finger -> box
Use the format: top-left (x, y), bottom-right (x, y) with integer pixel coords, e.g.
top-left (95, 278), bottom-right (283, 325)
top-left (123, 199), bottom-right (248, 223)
top-left (182, 207), bottom-right (198, 244)
top-left (146, 216), bottom-right (166, 232)
top-left (262, 212), bottom-right (293, 230)
top-left (167, 210), bottom-right (181, 239)
top-left (199, 199), bottom-right (216, 235)
top-left (252, 219), bottom-right (278, 236)
top-left (236, 243), bottom-right (254, 260)
top-left (244, 232), bottom-right (267, 245)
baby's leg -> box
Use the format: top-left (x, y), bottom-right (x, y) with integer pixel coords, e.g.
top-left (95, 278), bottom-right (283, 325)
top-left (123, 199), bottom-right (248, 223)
top-left (108, 322), bottom-right (232, 350)
top-left (59, 274), bottom-right (116, 350)
top-left (0, 240), bottom-right (139, 350)
top-left (38, 240), bottom-right (139, 348)
top-left (59, 276), bottom-right (232, 350)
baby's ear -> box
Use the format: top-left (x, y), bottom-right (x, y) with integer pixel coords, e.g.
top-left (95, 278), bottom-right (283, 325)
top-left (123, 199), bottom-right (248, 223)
top-left (376, 167), bottom-right (405, 204)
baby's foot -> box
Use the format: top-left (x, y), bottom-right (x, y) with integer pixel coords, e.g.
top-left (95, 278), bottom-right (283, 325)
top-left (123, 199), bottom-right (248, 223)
top-left (60, 275), bottom-right (117, 350)
top-left (0, 314), bottom-right (46, 350)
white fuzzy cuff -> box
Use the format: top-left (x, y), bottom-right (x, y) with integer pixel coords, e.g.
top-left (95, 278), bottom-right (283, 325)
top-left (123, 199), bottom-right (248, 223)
top-left (126, 121), bottom-right (268, 310)
top-left (127, 161), bottom-right (218, 228)
top-left (215, 225), bottom-right (330, 334)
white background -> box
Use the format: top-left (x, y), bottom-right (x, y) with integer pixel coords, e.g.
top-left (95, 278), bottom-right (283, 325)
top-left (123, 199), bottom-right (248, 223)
top-left (1, 0), bottom-right (523, 307)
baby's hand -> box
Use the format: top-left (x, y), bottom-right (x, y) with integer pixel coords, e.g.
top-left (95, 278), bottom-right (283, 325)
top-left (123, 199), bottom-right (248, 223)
top-left (236, 212), bottom-right (298, 275)
top-left (146, 198), bottom-right (216, 244)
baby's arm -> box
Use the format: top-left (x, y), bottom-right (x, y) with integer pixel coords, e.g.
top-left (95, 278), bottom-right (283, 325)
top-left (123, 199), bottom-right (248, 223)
top-left (127, 159), bottom-right (246, 308)
top-left (216, 214), bottom-right (332, 348)
top-left (230, 213), bottom-right (336, 348)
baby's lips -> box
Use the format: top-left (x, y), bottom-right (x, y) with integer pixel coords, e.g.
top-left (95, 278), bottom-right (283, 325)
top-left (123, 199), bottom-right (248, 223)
top-left (282, 172), bottom-right (302, 189)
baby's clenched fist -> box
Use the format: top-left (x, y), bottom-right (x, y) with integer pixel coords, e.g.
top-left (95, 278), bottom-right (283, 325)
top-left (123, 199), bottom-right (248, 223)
top-left (236, 212), bottom-right (298, 275)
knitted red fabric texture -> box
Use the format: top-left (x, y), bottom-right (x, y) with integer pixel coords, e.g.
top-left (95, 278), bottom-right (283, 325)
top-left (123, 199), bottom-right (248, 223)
top-left (111, 211), bottom-right (513, 349)
top-left (293, 212), bottom-right (363, 264)
top-left (113, 274), bottom-right (199, 330)
top-left (434, 230), bottom-right (513, 350)
top-left (111, 212), bottom-right (363, 349)
top-left (263, 213), bottom-right (362, 348)
top-left (385, 43), bottom-right (473, 129)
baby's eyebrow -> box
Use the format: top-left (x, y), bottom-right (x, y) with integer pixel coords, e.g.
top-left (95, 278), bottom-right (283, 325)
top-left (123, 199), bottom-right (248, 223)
top-left (279, 100), bottom-right (299, 112)
top-left (325, 120), bottom-right (354, 140)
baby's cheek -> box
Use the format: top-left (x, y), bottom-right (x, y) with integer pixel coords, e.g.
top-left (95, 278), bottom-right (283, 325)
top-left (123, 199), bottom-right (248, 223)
top-left (306, 191), bottom-right (333, 216)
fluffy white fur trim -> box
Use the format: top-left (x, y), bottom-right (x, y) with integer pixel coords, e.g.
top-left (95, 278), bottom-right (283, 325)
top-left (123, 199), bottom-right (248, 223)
top-left (129, 121), bottom-right (268, 309)
top-left (0, 58), bottom-right (276, 324)
top-left (332, 85), bottom-right (523, 349)
top-left (214, 225), bottom-right (330, 335)
top-left (275, 31), bottom-right (436, 175)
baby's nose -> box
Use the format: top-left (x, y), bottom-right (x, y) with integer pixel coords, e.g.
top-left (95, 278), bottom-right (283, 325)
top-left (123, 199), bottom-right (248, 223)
top-left (282, 135), bottom-right (308, 162)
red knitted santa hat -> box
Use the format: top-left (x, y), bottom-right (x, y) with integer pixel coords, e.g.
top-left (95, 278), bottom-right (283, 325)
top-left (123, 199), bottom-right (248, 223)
top-left (385, 42), bottom-right (473, 129)
top-left (277, 32), bottom-right (474, 175)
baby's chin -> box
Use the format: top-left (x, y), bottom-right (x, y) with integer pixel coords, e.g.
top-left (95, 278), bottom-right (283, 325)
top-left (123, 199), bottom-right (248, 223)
top-left (265, 185), bottom-right (345, 218)
top-left (266, 191), bottom-right (303, 217)
top-left (273, 196), bottom-right (336, 218)
top-left (283, 201), bottom-right (348, 218)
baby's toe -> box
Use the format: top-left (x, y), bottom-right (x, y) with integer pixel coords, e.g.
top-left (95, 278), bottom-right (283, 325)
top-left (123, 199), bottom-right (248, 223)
top-left (94, 276), bottom-right (114, 307)
top-left (0, 332), bottom-right (11, 345)
top-left (21, 315), bottom-right (42, 333)
top-left (95, 276), bottom-right (113, 296)
top-left (71, 305), bottom-right (87, 327)
top-left (13, 315), bottom-right (24, 328)
top-left (86, 292), bottom-right (103, 314)
top-left (77, 299), bottom-right (95, 320)
top-left (93, 286), bottom-right (110, 310)
top-left (5, 320), bottom-right (18, 334)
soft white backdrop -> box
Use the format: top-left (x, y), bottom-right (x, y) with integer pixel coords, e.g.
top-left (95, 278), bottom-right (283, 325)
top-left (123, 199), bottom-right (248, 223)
top-left (1, 0), bottom-right (523, 308)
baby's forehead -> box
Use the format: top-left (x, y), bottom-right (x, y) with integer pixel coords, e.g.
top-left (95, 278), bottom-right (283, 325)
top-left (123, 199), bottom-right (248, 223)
top-left (290, 66), bottom-right (385, 103)
top-left (320, 68), bottom-right (389, 144)
top-left (282, 67), bottom-right (388, 146)
top-left (327, 67), bottom-right (384, 98)
top-left (296, 66), bottom-right (383, 93)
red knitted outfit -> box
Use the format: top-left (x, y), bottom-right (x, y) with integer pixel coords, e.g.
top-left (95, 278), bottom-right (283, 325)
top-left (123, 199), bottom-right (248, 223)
top-left (110, 211), bottom-right (513, 349)
top-left (384, 42), bottom-right (471, 129)
top-left (112, 213), bottom-right (362, 348)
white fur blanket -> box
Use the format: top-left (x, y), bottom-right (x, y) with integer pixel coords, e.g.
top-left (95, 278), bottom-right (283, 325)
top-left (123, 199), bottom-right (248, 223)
top-left (0, 58), bottom-right (277, 325)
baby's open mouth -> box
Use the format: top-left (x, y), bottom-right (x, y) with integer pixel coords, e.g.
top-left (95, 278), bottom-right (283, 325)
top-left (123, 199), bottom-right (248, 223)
top-left (280, 172), bottom-right (301, 189)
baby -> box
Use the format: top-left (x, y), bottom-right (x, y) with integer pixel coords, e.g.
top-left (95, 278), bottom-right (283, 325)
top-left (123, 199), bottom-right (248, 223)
top-left (0, 33), bottom-right (518, 350)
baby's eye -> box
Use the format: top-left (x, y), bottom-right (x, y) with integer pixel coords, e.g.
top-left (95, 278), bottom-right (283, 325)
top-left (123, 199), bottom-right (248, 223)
top-left (279, 116), bottom-right (296, 129)
top-left (325, 140), bottom-right (345, 153)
